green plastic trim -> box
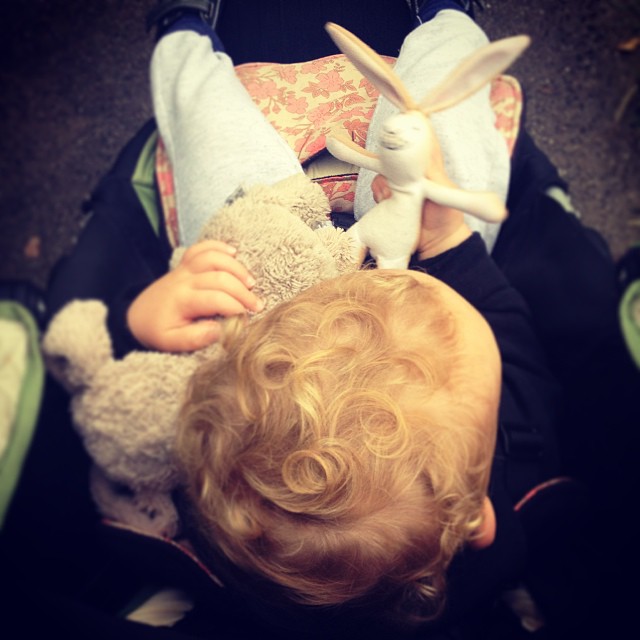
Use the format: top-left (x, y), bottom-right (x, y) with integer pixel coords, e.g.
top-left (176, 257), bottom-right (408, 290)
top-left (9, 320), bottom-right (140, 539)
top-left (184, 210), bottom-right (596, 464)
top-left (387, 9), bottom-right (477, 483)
top-left (132, 129), bottom-right (161, 236)
top-left (619, 279), bottom-right (640, 370)
top-left (0, 302), bottom-right (45, 528)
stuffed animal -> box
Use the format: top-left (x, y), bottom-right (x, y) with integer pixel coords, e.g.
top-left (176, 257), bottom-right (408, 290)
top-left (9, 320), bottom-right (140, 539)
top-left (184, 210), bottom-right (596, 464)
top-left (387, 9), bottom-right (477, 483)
top-left (42, 174), bottom-right (358, 537)
top-left (324, 22), bottom-right (530, 268)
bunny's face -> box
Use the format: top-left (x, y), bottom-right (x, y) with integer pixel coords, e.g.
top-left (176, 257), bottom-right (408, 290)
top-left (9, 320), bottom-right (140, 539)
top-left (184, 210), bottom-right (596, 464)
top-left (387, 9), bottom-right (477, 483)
top-left (378, 111), bottom-right (432, 183)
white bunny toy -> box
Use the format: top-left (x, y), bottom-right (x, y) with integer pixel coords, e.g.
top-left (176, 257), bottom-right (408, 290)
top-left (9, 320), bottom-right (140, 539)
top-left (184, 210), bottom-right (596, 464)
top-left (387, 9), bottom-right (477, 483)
top-left (324, 22), bottom-right (530, 269)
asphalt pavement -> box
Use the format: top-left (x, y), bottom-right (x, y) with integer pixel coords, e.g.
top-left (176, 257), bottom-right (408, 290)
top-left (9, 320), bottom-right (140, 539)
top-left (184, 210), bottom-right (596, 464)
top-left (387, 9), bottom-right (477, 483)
top-left (1, 0), bottom-right (638, 288)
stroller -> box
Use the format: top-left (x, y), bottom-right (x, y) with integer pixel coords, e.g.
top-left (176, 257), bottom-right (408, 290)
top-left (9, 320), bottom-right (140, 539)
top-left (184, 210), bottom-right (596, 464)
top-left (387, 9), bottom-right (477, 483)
top-left (2, 3), bottom-right (639, 637)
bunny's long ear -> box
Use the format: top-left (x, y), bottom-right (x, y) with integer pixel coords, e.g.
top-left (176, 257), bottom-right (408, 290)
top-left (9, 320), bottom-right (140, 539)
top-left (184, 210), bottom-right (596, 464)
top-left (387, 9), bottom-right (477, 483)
top-left (420, 35), bottom-right (531, 114)
top-left (325, 22), bottom-right (418, 112)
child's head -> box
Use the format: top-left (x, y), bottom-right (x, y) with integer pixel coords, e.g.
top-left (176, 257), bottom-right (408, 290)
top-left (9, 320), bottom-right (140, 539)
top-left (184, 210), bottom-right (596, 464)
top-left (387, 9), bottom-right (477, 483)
top-left (177, 269), bottom-right (501, 620)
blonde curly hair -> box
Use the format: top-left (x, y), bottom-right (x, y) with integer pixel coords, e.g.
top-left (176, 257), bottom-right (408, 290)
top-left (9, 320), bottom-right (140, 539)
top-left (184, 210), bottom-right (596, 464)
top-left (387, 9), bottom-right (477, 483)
top-left (177, 269), bottom-right (498, 621)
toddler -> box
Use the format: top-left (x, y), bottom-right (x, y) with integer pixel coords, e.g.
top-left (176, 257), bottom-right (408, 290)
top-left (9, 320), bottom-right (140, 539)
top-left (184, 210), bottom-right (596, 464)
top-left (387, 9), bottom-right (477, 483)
top-left (125, 0), bottom-right (561, 630)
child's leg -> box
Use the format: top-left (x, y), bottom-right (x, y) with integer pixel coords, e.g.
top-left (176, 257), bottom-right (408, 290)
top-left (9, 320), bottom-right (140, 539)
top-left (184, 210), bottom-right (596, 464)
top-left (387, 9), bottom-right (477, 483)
top-left (150, 17), bottom-right (304, 246)
top-left (355, 5), bottom-right (509, 252)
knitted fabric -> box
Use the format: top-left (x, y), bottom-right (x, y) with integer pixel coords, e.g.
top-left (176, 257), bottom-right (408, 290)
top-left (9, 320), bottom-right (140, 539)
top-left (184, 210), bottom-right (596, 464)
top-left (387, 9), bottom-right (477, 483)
top-left (151, 29), bottom-right (304, 246)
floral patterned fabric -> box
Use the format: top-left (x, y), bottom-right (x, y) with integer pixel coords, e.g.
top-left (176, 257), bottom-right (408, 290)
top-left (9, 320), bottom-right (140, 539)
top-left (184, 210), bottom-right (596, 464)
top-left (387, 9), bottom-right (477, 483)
top-left (156, 54), bottom-right (523, 248)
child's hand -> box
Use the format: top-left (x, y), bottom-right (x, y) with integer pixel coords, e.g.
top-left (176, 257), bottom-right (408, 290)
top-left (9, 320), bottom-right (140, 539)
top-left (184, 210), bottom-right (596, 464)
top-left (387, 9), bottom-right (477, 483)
top-left (127, 240), bottom-right (264, 353)
top-left (372, 173), bottom-right (472, 260)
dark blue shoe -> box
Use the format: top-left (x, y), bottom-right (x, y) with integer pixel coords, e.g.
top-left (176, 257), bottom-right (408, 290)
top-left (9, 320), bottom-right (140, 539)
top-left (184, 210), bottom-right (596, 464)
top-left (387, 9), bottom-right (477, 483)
top-left (146, 0), bottom-right (223, 33)
top-left (406, 0), bottom-right (484, 24)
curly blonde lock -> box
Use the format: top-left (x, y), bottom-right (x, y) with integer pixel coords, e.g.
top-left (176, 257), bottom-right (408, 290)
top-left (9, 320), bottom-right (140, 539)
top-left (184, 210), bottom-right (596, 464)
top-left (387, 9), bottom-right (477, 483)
top-left (177, 269), bottom-right (496, 620)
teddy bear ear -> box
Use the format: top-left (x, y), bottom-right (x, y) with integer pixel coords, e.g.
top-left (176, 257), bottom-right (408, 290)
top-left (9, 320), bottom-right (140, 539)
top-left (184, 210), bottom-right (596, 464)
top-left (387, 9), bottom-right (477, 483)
top-left (42, 300), bottom-right (114, 393)
top-left (314, 226), bottom-right (361, 274)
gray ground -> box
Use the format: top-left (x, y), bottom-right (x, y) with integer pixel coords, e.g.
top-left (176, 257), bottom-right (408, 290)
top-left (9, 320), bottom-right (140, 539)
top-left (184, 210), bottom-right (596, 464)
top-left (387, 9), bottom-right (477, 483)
top-left (1, 0), bottom-right (639, 289)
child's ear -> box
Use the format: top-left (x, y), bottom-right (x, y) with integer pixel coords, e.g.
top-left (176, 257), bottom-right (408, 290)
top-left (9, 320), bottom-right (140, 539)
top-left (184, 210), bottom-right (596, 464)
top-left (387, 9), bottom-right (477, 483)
top-left (468, 496), bottom-right (497, 550)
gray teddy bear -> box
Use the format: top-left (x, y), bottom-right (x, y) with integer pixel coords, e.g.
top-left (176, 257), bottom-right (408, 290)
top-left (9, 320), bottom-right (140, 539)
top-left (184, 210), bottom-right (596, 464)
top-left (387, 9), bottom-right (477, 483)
top-left (42, 174), bottom-right (358, 537)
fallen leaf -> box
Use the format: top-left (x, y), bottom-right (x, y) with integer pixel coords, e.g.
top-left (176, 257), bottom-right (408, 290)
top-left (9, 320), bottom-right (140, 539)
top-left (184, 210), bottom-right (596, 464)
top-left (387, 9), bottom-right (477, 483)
top-left (618, 36), bottom-right (640, 52)
top-left (24, 235), bottom-right (41, 259)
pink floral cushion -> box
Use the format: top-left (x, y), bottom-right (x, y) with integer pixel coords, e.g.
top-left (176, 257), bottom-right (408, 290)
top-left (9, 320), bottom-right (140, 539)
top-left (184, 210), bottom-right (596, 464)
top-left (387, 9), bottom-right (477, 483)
top-left (156, 55), bottom-right (523, 247)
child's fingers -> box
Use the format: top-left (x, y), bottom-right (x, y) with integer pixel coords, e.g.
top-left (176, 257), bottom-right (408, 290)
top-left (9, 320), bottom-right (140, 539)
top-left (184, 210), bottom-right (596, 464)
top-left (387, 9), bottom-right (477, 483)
top-left (185, 248), bottom-right (255, 289)
top-left (163, 320), bottom-right (223, 353)
top-left (186, 286), bottom-right (263, 320)
top-left (192, 271), bottom-right (264, 312)
top-left (371, 174), bottom-right (392, 203)
top-left (180, 240), bottom-right (237, 264)
top-left (188, 290), bottom-right (246, 318)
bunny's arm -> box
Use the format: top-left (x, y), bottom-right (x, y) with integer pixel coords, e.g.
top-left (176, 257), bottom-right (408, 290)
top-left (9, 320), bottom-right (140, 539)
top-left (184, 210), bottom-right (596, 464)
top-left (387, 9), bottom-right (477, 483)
top-left (326, 135), bottom-right (383, 174)
top-left (421, 178), bottom-right (507, 224)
